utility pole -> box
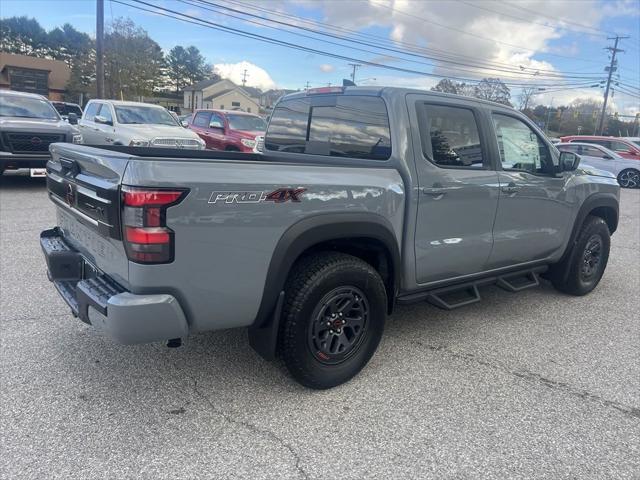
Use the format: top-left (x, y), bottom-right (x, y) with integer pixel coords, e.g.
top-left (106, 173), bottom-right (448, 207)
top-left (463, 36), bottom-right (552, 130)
top-left (348, 63), bottom-right (361, 83)
top-left (241, 69), bottom-right (249, 87)
top-left (597, 35), bottom-right (628, 135)
top-left (96, 0), bottom-right (104, 99)
top-left (304, 81), bottom-right (310, 91)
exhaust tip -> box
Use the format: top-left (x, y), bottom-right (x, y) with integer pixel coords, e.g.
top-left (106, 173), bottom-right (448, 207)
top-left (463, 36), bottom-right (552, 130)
top-left (167, 338), bottom-right (182, 348)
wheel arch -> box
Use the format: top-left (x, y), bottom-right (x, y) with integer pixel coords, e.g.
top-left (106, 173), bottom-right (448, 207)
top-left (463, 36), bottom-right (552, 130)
top-left (248, 213), bottom-right (401, 360)
top-left (562, 193), bottom-right (618, 262)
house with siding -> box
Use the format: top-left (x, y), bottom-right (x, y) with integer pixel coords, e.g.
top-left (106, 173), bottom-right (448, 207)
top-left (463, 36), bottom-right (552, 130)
top-left (183, 79), bottom-right (260, 113)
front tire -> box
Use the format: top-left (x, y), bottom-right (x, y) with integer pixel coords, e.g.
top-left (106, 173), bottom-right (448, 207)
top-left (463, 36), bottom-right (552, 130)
top-left (548, 215), bottom-right (610, 296)
top-left (279, 252), bottom-right (387, 389)
top-left (617, 169), bottom-right (640, 188)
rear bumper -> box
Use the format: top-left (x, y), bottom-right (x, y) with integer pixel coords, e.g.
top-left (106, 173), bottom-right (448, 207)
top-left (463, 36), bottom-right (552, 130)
top-left (0, 153), bottom-right (50, 171)
top-left (40, 227), bottom-right (188, 344)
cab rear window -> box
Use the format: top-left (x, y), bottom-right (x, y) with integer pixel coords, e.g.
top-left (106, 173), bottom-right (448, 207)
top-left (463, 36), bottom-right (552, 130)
top-left (266, 96), bottom-right (391, 160)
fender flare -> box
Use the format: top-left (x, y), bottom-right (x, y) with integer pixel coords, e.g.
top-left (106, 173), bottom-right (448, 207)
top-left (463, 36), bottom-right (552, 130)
top-left (248, 212), bottom-right (401, 360)
top-left (560, 192), bottom-right (619, 265)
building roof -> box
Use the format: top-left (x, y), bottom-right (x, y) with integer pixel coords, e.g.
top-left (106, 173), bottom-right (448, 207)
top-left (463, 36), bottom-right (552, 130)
top-left (0, 52), bottom-right (70, 90)
top-left (183, 78), bottom-right (223, 91)
top-left (203, 88), bottom-right (234, 101)
top-left (240, 86), bottom-right (262, 98)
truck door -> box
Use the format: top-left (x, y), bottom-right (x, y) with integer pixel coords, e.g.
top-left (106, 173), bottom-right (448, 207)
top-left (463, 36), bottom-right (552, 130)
top-left (77, 102), bottom-right (102, 145)
top-left (486, 112), bottom-right (575, 268)
top-left (408, 96), bottom-right (500, 284)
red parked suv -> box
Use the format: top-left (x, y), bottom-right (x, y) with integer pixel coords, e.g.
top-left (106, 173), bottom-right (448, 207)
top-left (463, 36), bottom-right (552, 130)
top-left (188, 109), bottom-right (267, 152)
top-left (560, 135), bottom-right (640, 161)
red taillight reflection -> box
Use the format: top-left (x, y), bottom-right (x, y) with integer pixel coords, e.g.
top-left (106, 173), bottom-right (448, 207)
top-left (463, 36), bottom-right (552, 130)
top-left (125, 227), bottom-right (170, 244)
top-left (122, 187), bottom-right (185, 207)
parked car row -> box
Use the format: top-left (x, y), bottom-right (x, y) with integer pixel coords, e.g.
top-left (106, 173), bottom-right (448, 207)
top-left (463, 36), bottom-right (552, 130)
top-left (0, 89), bottom-right (638, 188)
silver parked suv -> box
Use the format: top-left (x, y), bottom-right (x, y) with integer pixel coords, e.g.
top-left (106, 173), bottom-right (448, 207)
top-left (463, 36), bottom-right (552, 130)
top-left (40, 87), bottom-right (619, 388)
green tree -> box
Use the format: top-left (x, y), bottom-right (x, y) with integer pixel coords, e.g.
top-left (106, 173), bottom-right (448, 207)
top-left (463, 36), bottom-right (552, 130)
top-left (0, 16), bottom-right (49, 56)
top-left (104, 18), bottom-right (165, 99)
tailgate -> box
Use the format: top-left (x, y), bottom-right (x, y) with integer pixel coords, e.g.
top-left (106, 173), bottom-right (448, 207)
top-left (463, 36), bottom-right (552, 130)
top-left (47, 144), bottom-right (130, 287)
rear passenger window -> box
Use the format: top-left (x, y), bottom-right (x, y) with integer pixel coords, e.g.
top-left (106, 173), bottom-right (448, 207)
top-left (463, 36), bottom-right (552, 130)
top-left (192, 111), bottom-right (211, 128)
top-left (417, 104), bottom-right (485, 168)
top-left (84, 102), bottom-right (100, 121)
top-left (266, 96), bottom-right (391, 160)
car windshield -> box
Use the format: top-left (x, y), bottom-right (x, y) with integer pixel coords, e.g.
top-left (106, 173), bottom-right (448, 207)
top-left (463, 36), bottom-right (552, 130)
top-left (227, 114), bottom-right (267, 131)
top-left (53, 103), bottom-right (83, 117)
top-left (0, 95), bottom-right (60, 120)
top-left (114, 105), bottom-right (178, 126)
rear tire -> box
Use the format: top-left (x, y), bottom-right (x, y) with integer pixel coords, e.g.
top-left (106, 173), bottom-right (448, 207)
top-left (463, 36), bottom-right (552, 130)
top-left (279, 252), bottom-right (387, 389)
top-left (548, 215), bottom-right (610, 296)
top-left (617, 169), bottom-right (640, 189)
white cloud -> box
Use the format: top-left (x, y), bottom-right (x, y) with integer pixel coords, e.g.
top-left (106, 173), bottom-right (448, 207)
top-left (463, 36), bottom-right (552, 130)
top-left (212, 61), bottom-right (277, 90)
top-left (319, 63), bottom-right (335, 73)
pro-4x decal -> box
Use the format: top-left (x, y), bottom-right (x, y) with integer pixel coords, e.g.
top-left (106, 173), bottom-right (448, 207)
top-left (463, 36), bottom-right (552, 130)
top-left (208, 188), bottom-right (306, 204)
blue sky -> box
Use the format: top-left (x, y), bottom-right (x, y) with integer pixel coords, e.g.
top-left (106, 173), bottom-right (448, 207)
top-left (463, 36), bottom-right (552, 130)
top-left (2, 0), bottom-right (639, 113)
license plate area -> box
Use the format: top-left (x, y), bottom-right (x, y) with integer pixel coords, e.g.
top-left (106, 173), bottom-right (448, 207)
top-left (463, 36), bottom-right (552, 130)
top-left (30, 168), bottom-right (47, 177)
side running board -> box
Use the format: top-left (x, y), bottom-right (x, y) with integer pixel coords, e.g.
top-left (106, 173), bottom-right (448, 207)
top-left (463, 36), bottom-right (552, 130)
top-left (398, 267), bottom-right (545, 311)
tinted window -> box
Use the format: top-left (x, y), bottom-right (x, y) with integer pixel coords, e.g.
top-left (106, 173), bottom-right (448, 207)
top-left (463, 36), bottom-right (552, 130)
top-left (52, 103), bottom-right (82, 116)
top-left (610, 140), bottom-right (631, 152)
top-left (83, 102), bottom-right (101, 121)
top-left (266, 96), bottom-right (391, 160)
top-left (209, 113), bottom-right (224, 129)
top-left (417, 104), bottom-right (484, 168)
top-left (493, 114), bottom-right (555, 175)
top-left (580, 139), bottom-right (610, 149)
top-left (192, 111), bottom-right (211, 128)
top-left (265, 98), bottom-right (309, 154)
top-left (227, 114), bottom-right (266, 131)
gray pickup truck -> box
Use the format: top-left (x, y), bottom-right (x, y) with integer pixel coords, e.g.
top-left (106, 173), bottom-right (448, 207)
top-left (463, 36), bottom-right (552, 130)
top-left (40, 87), bottom-right (619, 389)
top-left (1, 90), bottom-right (82, 176)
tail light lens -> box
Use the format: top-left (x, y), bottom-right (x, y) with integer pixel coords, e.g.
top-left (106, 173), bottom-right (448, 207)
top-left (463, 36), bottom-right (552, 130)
top-left (121, 186), bottom-right (188, 264)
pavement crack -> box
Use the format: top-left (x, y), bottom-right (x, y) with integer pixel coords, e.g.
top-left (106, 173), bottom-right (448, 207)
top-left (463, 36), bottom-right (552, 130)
top-left (410, 340), bottom-right (640, 420)
top-left (158, 351), bottom-right (309, 480)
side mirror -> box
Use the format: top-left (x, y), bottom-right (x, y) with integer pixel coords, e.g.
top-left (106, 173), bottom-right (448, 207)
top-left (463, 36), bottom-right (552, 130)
top-left (559, 151), bottom-right (580, 171)
top-left (94, 115), bottom-right (112, 126)
top-left (67, 113), bottom-right (78, 125)
top-left (181, 121), bottom-right (189, 128)
top-left (210, 123), bottom-right (224, 130)
top-left (603, 155), bottom-right (613, 160)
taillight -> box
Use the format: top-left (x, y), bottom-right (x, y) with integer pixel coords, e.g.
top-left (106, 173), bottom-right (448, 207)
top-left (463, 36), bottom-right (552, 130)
top-left (121, 186), bottom-right (188, 264)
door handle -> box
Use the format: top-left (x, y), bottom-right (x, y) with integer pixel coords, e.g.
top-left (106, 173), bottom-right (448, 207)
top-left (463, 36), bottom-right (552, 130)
top-left (422, 183), bottom-right (448, 198)
top-left (501, 183), bottom-right (520, 195)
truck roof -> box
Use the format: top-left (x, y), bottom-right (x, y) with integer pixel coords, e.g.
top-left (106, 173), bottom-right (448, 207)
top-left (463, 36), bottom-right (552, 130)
top-left (0, 89), bottom-right (48, 100)
top-left (282, 86), bottom-right (514, 110)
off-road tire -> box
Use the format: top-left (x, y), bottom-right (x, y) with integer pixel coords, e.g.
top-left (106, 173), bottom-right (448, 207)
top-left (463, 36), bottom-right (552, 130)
top-left (279, 252), bottom-right (387, 389)
top-left (548, 215), bottom-right (610, 296)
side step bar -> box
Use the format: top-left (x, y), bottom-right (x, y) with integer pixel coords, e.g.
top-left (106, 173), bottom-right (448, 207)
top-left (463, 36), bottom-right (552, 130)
top-left (398, 267), bottom-right (546, 311)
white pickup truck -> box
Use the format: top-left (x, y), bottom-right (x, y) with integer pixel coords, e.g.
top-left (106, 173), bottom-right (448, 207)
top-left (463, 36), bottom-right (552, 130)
top-left (78, 100), bottom-right (204, 149)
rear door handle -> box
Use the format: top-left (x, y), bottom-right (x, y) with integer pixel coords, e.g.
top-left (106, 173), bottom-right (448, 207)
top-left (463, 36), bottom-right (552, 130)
top-left (422, 183), bottom-right (448, 199)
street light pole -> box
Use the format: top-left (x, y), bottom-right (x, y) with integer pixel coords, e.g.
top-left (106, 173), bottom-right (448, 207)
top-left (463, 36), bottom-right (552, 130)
top-left (96, 0), bottom-right (105, 99)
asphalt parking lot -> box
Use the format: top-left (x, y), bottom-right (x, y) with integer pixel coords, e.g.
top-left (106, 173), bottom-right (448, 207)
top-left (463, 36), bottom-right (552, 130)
top-left (1, 174), bottom-right (638, 479)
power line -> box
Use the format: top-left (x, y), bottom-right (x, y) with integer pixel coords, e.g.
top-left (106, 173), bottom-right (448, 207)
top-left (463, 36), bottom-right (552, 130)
top-left (190, 0), bottom-right (604, 82)
top-left (502, 1), bottom-right (618, 37)
top-left (119, 0), bottom-right (596, 89)
top-left (367, 0), bottom-right (606, 64)
top-left (225, 0), bottom-right (607, 76)
top-left (458, 0), bottom-right (607, 39)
